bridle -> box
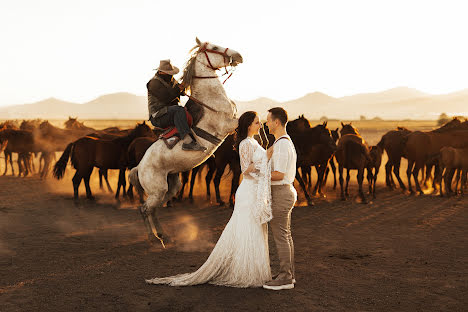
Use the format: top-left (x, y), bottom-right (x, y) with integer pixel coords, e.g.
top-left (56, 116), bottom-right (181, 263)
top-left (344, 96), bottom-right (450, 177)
top-left (193, 43), bottom-right (235, 84)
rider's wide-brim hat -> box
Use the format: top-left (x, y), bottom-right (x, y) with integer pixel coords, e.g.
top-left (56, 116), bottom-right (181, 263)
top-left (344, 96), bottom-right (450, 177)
top-left (156, 59), bottom-right (179, 75)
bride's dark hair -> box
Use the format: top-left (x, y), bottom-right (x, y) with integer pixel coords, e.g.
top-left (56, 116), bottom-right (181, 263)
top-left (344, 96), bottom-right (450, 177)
top-left (234, 111), bottom-right (259, 152)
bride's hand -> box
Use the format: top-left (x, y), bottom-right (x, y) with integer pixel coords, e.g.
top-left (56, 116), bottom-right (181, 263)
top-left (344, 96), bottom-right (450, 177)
top-left (267, 146), bottom-right (274, 160)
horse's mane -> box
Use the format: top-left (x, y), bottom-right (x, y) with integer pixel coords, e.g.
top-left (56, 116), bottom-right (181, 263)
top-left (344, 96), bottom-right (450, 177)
top-left (433, 117), bottom-right (463, 133)
top-left (180, 44), bottom-right (201, 93)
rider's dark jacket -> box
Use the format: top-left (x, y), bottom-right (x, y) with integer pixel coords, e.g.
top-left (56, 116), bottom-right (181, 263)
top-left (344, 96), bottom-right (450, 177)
top-left (147, 73), bottom-right (184, 120)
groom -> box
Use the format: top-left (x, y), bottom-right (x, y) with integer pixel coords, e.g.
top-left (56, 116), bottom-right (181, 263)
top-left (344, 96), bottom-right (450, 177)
top-left (263, 107), bottom-right (298, 291)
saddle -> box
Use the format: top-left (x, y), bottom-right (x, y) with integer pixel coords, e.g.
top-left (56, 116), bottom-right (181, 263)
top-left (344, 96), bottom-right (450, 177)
top-left (157, 108), bottom-right (193, 149)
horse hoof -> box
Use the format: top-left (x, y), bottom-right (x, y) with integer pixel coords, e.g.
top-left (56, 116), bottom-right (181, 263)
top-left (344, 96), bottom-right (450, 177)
top-left (307, 200), bottom-right (315, 207)
top-left (218, 201), bottom-right (225, 207)
top-left (189, 198), bottom-right (194, 204)
top-left (340, 197), bottom-right (346, 201)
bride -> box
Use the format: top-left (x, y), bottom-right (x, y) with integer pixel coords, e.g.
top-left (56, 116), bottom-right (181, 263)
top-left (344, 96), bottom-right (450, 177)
top-left (145, 111), bottom-right (274, 288)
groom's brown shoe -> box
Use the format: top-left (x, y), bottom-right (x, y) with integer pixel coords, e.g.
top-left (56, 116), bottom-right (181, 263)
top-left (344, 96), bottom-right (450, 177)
top-left (263, 278), bottom-right (294, 290)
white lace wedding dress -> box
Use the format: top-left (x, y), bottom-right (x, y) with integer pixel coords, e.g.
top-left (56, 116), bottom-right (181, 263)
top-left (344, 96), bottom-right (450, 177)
top-left (145, 137), bottom-right (273, 288)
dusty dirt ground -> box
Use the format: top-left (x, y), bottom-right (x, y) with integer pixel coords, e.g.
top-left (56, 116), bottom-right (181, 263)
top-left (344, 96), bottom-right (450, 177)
top-left (1, 160), bottom-right (467, 312)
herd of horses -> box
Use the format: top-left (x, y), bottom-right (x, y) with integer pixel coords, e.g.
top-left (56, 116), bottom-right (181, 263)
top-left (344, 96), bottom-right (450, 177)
top-left (0, 116), bottom-right (467, 206)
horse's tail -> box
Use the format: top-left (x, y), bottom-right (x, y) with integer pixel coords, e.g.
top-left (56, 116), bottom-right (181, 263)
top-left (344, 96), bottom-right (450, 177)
top-left (53, 142), bottom-right (73, 179)
top-left (129, 167), bottom-right (145, 195)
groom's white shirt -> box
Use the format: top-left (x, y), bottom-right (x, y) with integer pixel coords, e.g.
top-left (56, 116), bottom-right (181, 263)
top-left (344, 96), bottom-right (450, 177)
top-left (271, 134), bottom-right (297, 186)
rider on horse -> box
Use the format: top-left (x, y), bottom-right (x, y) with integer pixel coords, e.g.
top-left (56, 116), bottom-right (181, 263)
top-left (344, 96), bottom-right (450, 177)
top-left (147, 59), bottom-right (206, 152)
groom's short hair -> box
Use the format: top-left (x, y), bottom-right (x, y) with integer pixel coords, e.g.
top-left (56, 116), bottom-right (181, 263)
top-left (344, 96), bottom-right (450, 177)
top-left (268, 107), bottom-right (288, 126)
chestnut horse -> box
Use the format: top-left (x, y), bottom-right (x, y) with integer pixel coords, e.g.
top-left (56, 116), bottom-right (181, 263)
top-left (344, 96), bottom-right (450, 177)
top-left (377, 127), bottom-right (412, 190)
top-left (335, 123), bottom-right (372, 203)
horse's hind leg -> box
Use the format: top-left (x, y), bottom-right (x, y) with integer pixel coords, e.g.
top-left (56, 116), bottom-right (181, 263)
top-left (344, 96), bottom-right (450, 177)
top-left (394, 158), bottom-right (406, 190)
top-left (407, 160), bottom-right (415, 194)
top-left (205, 160), bottom-right (216, 200)
top-left (345, 168), bottom-right (351, 197)
top-left (103, 170), bottom-right (113, 193)
top-left (331, 158), bottom-right (337, 190)
top-left (9, 152), bottom-right (15, 176)
top-left (339, 164), bottom-right (345, 201)
top-left (412, 161), bottom-right (424, 195)
top-left (372, 168), bottom-right (379, 199)
top-left (385, 160), bottom-right (393, 189)
top-left (454, 168), bottom-right (461, 194)
top-left (72, 171), bottom-right (82, 203)
top-left (229, 165), bottom-right (240, 207)
top-left (214, 163), bottom-right (227, 206)
top-left (115, 168), bottom-right (127, 200)
top-left (366, 167), bottom-right (373, 195)
top-left (142, 176), bottom-right (171, 244)
top-left (357, 167), bottom-right (367, 203)
top-left (295, 169), bottom-right (314, 206)
top-left (177, 171), bottom-right (189, 201)
top-left (188, 165), bottom-right (200, 203)
top-left (83, 168), bottom-right (95, 200)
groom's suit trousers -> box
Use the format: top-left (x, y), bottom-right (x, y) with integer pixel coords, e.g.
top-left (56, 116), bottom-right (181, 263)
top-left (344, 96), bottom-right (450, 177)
top-left (270, 184), bottom-right (296, 280)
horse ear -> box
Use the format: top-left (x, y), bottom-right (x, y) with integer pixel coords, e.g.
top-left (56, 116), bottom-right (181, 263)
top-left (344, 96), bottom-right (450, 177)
top-left (341, 121), bottom-right (345, 127)
top-left (196, 37), bottom-right (202, 46)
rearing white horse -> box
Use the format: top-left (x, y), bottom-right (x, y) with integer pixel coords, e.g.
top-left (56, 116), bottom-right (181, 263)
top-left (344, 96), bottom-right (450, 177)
top-left (129, 38), bottom-right (242, 245)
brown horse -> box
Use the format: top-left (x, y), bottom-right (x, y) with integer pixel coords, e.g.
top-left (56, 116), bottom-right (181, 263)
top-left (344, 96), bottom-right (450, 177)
top-left (435, 146), bottom-right (468, 196)
top-left (286, 117), bottom-right (337, 205)
top-left (180, 133), bottom-right (241, 207)
top-left (0, 127), bottom-right (39, 176)
top-left (377, 127), bottom-right (412, 190)
top-left (404, 118), bottom-right (468, 195)
top-left (335, 123), bottom-right (372, 203)
top-left (53, 122), bottom-right (154, 203)
top-left (127, 136), bottom-right (158, 203)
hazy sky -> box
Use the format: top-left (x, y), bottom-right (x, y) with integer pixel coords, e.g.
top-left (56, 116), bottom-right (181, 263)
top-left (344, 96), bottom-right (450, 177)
top-left (1, 0), bottom-right (467, 107)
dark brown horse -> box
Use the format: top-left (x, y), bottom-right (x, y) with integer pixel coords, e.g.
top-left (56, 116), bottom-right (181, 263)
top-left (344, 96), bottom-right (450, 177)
top-left (126, 136), bottom-right (158, 203)
top-left (53, 122), bottom-right (154, 202)
top-left (377, 127), bottom-right (412, 190)
top-left (180, 134), bottom-right (241, 207)
top-left (285, 117), bottom-right (337, 206)
top-left (335, 123), bottom-right (372, 203)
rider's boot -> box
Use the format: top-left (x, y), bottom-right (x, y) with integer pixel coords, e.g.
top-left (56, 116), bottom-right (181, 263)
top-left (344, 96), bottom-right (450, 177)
top-left (182, 140), bottom-right (207, 151)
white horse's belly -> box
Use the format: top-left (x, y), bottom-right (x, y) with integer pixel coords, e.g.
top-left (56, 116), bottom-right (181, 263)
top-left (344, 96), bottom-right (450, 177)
top-left (137, 139), bottom-right (218, 191)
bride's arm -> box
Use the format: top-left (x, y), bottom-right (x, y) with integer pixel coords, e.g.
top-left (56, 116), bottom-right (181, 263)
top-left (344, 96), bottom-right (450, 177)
top-left (239, 140), bottom-right (257, 177)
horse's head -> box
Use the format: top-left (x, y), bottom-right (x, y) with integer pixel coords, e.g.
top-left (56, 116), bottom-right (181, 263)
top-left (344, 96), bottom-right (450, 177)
top-left (287, 115), bottom-right (311, 134)
top-left (194, 37), bottom-right (243, 69)
top-left (134, 121), bottom-right (154, 138)
top-left (340, 121), bottom-right (359, 136)
top-left (312, 123), bottom-right (336, 151)
top-left (64, 116), bottom-right (83, 129)
top-left (331, 128), bottom-right (339, 143)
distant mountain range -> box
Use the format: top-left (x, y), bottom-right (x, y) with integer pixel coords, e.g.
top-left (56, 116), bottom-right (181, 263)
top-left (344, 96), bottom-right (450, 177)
top-left (1, 87), bottom-right (467, 120)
